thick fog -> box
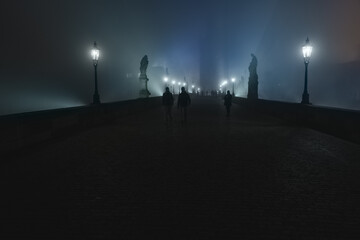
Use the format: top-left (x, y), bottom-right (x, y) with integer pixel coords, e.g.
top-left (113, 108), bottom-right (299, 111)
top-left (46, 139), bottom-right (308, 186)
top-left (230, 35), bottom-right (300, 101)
top-left (0, 0), bottom-right (359, 115)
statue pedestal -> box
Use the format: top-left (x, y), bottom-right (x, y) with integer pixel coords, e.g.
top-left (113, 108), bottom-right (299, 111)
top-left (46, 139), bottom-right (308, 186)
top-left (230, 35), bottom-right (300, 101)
top-left (139, 74), bottom-right (151, 98)
top-left (247, 74), bottom-right (258, 100)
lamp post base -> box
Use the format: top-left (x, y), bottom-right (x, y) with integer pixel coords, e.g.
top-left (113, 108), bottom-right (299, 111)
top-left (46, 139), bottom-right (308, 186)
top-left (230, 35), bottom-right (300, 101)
top-left (93, 93), bottom-right (100, 104)
top-left (301, 92), bottom-right (310, 104)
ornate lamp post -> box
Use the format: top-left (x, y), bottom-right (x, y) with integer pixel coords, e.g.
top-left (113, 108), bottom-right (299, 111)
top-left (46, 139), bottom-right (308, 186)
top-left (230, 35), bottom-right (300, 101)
top-left (91, 42), bottom-right (100, 104)
top-left (301, 37), bottom-right (313, 104)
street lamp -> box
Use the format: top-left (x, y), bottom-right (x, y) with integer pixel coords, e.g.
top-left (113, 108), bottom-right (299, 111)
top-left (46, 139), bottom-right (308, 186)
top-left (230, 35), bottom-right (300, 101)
top-left (301, 37), bottom-right (313, 104)
top-left (222, 80), bottom-right (228, 94)
top-left (163, 77), bottom-right (168, 89)
top-left (91, 41), bottom-right (100, 104)
top-left (231, 78), bottom-right (236, 96)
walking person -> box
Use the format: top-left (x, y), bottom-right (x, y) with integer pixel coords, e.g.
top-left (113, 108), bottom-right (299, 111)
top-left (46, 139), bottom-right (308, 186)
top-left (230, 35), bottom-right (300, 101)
top-left (177, 87), bottom-right (191, 123)
top-left (224, 90), bottom-right (232, 117)
top-left (162, 87), bottom-right (174, 123)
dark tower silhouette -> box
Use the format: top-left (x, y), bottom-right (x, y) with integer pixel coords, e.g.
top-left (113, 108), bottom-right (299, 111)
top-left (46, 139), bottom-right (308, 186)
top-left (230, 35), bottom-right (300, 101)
top-left (247, 54), bottom-right (258, 100)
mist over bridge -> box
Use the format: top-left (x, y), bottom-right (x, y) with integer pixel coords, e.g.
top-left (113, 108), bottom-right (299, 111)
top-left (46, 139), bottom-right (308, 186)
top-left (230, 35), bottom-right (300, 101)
top-left (1, 96), bottom-right (360, 239)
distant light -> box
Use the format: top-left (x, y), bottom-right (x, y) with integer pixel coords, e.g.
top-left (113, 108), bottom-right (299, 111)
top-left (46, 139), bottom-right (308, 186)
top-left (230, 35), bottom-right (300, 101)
top-left (178, 82), bottom-right (181, 85)
top-left (302, 37), bottom-right (313, 63)
top-left (183, 82), bottom-right (186, 86)
top-left (172, 80), bottom-right (176, 85)
top-left (91, 42), bottom-right (100, 62)
top-left (197, 88), bottom-right (200, 91)
top-left (231, 78), bottom-right (236, 82)
top-left (220, 80), bottom-right (228, 88)
top-left (191, 85), bottom-right (195, 88)
top-left (91, 49), bottom-right (99, 61)
top-left (164, 77), bottom-right (168, 82)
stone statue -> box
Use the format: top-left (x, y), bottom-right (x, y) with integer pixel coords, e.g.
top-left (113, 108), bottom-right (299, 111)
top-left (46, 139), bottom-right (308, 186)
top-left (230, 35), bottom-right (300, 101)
top-left (139, 55), bottom-right (151, 98)
top-left (140, 55), bottom-right (149, 76)
top-left (247, 53), bottom-right (259, 100)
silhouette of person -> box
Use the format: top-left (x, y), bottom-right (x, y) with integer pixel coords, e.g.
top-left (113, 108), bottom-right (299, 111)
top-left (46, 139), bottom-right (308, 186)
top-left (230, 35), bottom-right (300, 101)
top-left (162, 87), bottom-right (174, 122)
top-left (177, 87), bottom-right (191, 123)
top-left (224, 90), bottom-right (232, 117)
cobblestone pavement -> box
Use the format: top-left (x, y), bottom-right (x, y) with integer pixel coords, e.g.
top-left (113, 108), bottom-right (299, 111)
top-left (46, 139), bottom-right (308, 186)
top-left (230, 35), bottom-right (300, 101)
top-left (1, 97), bottom-right (360, 239)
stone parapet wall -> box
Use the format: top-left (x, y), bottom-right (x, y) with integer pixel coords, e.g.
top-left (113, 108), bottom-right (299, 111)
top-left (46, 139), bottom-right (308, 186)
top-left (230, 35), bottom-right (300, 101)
top-left (233, 98), bottom-right (360, 144)
top-left (0, 97), bottom-right (161, 154)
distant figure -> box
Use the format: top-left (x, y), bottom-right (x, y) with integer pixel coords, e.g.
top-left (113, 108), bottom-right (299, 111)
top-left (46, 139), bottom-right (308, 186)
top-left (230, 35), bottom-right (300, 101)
top-left (177, 87), bottom-right (191, 123)
top-left (162, 87), bottom-right (174, 122)
top-left (224, 90), bottom-right (232, 117)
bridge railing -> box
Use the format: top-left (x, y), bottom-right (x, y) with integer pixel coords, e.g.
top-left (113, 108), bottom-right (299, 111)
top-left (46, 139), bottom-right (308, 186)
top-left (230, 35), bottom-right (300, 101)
top-left (234, 97), bottom-right (360, 144)
top-left (0, 97), bottom-right (161, 154)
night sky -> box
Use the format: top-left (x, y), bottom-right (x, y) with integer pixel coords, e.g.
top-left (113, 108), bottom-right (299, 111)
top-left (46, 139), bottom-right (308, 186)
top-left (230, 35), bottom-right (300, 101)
top-left (0, 0), bottom-right (359, 115)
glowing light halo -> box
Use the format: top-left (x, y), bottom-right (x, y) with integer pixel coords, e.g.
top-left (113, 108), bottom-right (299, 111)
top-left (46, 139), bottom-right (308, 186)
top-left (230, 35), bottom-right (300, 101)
top-left (302, 37), bottom-right (313, 63)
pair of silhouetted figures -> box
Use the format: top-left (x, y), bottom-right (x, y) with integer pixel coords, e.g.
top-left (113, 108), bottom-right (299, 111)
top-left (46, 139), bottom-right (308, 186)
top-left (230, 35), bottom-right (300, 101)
top-left (162, 88), bottom-right (233, 123)
top-left (162, 87), bottom-right (191, 123)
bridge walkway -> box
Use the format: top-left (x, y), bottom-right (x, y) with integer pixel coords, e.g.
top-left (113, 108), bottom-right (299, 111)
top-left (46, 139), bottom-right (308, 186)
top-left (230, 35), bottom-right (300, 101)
top-left (2, 97), bottom-right (360, 239)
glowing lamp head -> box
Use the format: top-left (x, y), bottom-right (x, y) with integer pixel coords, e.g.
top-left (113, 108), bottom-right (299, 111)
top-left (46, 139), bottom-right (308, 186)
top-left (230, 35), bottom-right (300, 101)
top-left (178, 82), bottom-right (181, 86)
top-left (231, 78), bottom-right (236, 83)
top-left (172, 80), bottom-right (176, 85)
top-left (183, 82), bottom-right (186, 86)
top-left (91, 42), bottom-right (100, 64)
top-left (302, 37), bottom-right (313, 63)
top-left (197, 88), bottom-right (200, 91)
top-left (164, 77), bottom-right (168, 82)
